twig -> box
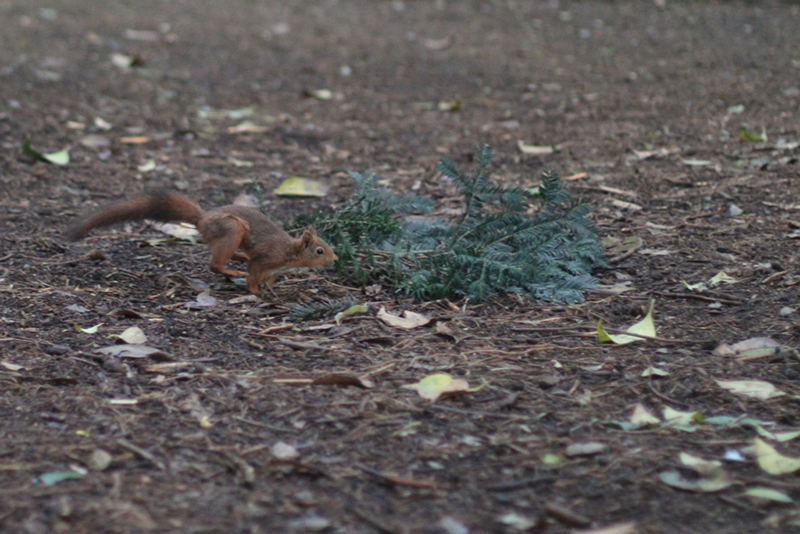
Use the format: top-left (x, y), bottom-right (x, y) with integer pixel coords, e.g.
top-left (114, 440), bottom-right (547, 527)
top-left (650, 290), bottom-right (743, 305)
top-left (116, 438), bottom-right (166, 471)
top-left (608, 247), bottom-right (639, 264)
top-left (543, 502), bottom-right (591, 527)
top-left (428, 404), bottom-right (529, 420)
top-left (355, 463), bottom-right (437, 490)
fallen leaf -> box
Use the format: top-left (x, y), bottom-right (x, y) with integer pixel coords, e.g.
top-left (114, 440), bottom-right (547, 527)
top-left (151, 222), bottom-right (200, 242)
top-left (272, 441), bottom-right (299, 461)
top-left (573, 522), bottom-right (638, 534)
top-left (80, 134), bottom-right (111, 148)
top-left (565, 442), bottom-right (607, 457)
top-left (311, 373), bottom-right (374, 389)
top-left (75, 323), bottom-right (103, 334)
top-left (597, 300), bottom-right (655, 345)
top-left (110, 326), bottom-right (147, 344)
top-left (679, 452), bottom-right (722, 475)
top-left (190, 290), bottom-right (218, 308)
top-left (37, 470), bottom-right (85, 486)
top-left (87, 449), bottom-right (113, 471)
top-left (709, 271), bottom-right (739, 286)
top-left (682, 159), bottom-right (713, 167)
top-left (542, 452), bottom-right (565, 466)
top-left (630, 147), bottom-right (676, 160)
top-left (438, 98), bottom-right (462, 112)
top-left (377, 306), bottom-right (431, 329)
top-left (95, 344), bottom-right (166, 359)
top-left (119, 136), bottom-right (150, 144)
top-left (334, 304), bottom-right (368, 325)
top-left (716, 379), bottom-right (785, 400)
top-left (722, 337), bottom-right (781, 361)
top-left (517, 140), bottom-right (555, 156)
top-left (302, 88), bottom-right (333, 100)
top-left (423, 36), bottom-right (454, 50)
top-left (1, 361), bottom-right (24, 371)
top-left (438, 517), bottom-right (469, 534)
top-left (23, 139), bottom-right (70, 166)
top-left (663, 406), bottom-right (702, 431)
top-left (641, 366), bottom-right (669, 377)
top-left (137, 159), bottom-right (156, 172)
top-left (743, 487), bottom-right (793, 503)
top-left (402, 373), bottom-right (470, 401)
top-left (498, 512), bottom-right (538, 531)
top-left (739, 127), bottom-right (766, 143)
top-left (746, 422), bottom-right (800, 443)
top-left (110, 52), bottom-right (135, 69)
top-left (754, 438), bottom-right (800, 475)
top-left (227, 121), bottom-right (269, 134)
top-left (274, 176), bottom-right (330, 197)
top-left (630, 403), bottom-right (660, 427)
top-left (658, 469), bottom-right (734, 493)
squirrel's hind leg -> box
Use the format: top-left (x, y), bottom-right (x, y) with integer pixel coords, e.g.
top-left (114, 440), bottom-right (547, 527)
top-left (205, 218), bottom-right (248, 278)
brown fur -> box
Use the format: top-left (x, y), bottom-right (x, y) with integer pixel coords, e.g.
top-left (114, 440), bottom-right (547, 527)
top-left (66, 191), bottom-right (337, 294)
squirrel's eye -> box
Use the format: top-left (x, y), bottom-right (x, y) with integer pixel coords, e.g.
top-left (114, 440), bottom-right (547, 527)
top-left (316, 247), bottom-right (324, 255)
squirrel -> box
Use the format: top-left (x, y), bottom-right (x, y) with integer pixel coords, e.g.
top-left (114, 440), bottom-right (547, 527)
top-left (66, 191), bottom-right (338, 294)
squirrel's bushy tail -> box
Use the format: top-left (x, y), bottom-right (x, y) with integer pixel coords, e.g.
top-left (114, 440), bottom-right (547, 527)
top-left (66, 191), bottom-right (204, 241)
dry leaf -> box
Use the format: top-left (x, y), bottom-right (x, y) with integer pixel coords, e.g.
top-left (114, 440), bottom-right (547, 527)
top-left (110, 326), bottom-right (147, 345)
top-left (754, 437), bottom-right (800, 475)
top-left (402, 373), bottom-right (470, 401)
top-left (598, 301), bottom-right (655, 345)
top-left (377, 306), bottom-right (431, 329)
top-left (630, 404), bottom-right (660, 427)
top-left (658, 469), bottom-right (734, 493)
top-left (716, 379), bottom-right (785, 400)
top-left (517, 140), bottom-right (555, 155)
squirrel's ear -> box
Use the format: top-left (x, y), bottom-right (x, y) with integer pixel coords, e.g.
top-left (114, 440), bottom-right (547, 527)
top-left (300, 227), bottom-right (316, 246)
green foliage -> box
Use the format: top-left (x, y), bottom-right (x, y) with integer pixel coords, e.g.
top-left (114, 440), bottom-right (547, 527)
top-left (297, 145), bottom-right (605, 303)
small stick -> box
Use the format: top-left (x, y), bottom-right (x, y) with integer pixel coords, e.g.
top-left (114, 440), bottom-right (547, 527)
top-left (355, 463), bottom-right (437, 490)
top-left (543, 502), bottom-right (591, 527)
top-left (650, 290), bottom-right (743, 305)
top-left (116, 438), bottom-right (166, 471)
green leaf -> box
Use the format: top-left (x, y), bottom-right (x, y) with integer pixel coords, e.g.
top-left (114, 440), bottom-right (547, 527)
top-left (37, 470), bottom-right (84, 485)
top-left (23, 139), bottom-right (70, 166)
top-left (334, 304), bottom-right (368, 325)
top-left (739, 127), bottom-right (766, 143)
top-left (743, 487), bottom-right (793, 503)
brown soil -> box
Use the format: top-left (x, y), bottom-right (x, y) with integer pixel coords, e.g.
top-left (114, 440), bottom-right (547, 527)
top-left (2, 1), bottom-right (800, 533)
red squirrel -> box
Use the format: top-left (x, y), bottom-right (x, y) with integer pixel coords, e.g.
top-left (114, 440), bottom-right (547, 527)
top-left (66, 191), bottom-right (337, 294)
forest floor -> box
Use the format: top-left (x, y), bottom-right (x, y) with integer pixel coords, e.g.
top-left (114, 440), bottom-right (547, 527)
top-left (2, 1), bottom-right (800, 533)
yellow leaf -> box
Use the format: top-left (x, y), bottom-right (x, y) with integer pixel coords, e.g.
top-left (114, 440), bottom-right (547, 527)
top-left (598, 301), bottom-right (655, 345)
top-left (273, 176), bottom-right (330, 197)
top-left (754, 437), bottom-right (800, 475)
top-left (402, 373), bottom-right (470, 401)
top-left (334, 304), bottom-right (368, 325)
top-left (662, 406), bottom-right (702, 429)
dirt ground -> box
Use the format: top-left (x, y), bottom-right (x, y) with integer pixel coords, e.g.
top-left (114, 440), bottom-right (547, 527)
top-left (2, 1), bottom-right (800, 533)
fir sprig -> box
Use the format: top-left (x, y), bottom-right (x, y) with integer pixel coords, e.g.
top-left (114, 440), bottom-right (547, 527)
top-left (297, 145), bottom-right (605, 303)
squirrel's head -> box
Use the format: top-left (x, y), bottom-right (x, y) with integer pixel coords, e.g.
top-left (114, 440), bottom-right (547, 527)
top-left (296, 227), bottom-right (338, 267)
